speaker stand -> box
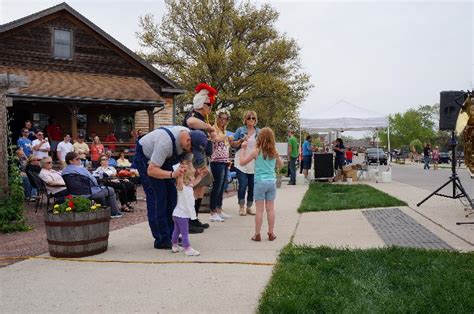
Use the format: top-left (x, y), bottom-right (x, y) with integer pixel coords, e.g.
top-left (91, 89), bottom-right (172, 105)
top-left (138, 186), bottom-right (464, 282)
top-left (416, 132), bottom-right (474, 225)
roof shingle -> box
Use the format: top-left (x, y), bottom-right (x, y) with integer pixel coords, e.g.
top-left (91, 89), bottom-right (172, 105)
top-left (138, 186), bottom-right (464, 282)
top-left (0, 66), bottom-right (161, 101)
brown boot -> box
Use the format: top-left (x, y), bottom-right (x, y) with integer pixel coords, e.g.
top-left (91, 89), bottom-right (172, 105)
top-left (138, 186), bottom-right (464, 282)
top-left (239, 206), bottom-right (247, 216)
top-left (246, 207), bottom-right (255, 215)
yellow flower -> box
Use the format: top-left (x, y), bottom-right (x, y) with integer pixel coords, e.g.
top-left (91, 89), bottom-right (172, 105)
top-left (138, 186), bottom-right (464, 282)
top-left (91, 205), bottom-right (97, 210)
top-left (53, 211), bottom-right (59, 214)
top-left (96, 204), bottom-right (101, 207)
top-left (65, 207), bottom-right (72, 212)
top-left (53, 204), bottom-right (59, 209)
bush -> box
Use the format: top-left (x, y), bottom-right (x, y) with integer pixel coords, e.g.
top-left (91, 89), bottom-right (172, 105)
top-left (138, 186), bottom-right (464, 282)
top-left (0, 145), bottom-right (29, 233)
top-left (410, 139), bottom-right (423, 154)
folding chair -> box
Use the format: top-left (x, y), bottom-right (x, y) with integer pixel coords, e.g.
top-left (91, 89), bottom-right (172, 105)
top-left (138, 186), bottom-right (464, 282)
top-left (27, 171), bottom-right (55, 212)
top-left (62, 174), bottom-right (93, 197)
top-left (62, 174), bottom-right (112, 206)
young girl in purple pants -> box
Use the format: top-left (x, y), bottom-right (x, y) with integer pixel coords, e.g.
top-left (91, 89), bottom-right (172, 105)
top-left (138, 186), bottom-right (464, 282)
top-left (171, 160), bottom-right (207, 256)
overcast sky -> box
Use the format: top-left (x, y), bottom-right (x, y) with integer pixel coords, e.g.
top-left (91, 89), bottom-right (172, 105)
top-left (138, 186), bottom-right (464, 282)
top-left (1, 0), bottom-right (472, 119)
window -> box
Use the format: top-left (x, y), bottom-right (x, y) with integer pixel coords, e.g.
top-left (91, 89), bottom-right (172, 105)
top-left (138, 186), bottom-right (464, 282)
top-left (77, 114), bottom-right (87, 138)
top-left (53, 29), bottom-right (72, 59)
top-left (33, 113), bottom-right (49, 132)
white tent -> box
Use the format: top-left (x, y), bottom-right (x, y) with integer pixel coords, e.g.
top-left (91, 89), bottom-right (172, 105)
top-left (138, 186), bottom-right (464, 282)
top-left (300, 100), bottom-right (388, 132)
top-left (300, 100), bottom-right (391, 162)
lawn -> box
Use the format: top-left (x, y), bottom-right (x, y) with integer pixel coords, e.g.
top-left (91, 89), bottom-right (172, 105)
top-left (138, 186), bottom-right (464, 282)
top-left (298, 183), bottom-right (406, 212)
top-left (259, 245), bottom-right (474, 313)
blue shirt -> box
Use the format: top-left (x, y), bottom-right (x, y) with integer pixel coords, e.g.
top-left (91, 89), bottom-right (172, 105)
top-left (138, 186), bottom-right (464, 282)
top-left (17, 137), bottom-right (33, 157)
top-left (233, 126), bottom-right (260, 151)
top-left (302, 140), bottom-right (313, 157)
top-left (62, 165), bottom-right (102, 194)
top-left (108, 158), bottom-right (117, 167)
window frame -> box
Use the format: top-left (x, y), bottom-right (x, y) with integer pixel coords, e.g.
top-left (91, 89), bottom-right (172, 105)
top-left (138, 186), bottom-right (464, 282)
top-left (51, 27), bottom-right (74, 60)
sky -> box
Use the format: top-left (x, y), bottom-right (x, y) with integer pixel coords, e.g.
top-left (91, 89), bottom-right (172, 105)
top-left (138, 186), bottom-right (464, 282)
top-left (1, 0), bottom-right (472, 120)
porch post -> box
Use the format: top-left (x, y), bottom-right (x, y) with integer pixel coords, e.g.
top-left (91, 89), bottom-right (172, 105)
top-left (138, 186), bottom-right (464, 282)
top-left (0, 73), bottom-right (28, 197)
top-left (146, 108), bottom-right (155, 132)
top-left (67, 105), bottom-right (79, 140)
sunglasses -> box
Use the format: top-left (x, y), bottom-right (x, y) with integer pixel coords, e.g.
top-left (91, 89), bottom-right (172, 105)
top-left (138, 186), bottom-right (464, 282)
top-left (45, 161), bottom-right (52, 164)
top-left (246, 117), bottom-right (256, 121)
top-left (100, 158), bottom-right (107, 161)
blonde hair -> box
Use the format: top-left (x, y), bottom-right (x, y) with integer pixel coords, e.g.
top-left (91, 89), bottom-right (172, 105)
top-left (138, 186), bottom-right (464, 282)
top-left (182, 160), bottom-right (195, 185)
top-left (243, 110), bottom-right (258, 125)
top-left (257, 127), bottom-right (278, 160)
top-left (93, 136), bottom-right (101, 145)
top-left (214, 109), bottom-right (230, 144)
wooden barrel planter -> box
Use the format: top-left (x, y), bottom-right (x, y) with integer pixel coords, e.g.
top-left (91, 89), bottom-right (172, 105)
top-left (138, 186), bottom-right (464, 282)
top-left (44, 207), bottom-right (111, 258)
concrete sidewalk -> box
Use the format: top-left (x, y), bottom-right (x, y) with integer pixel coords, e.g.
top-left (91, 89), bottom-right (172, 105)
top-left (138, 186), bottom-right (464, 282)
top-left (1, 176), bottom-right (473, 313)
top-left (0, 184), bottom-right (307, 313)
top-left (293, 179), bottom-right (474, 252)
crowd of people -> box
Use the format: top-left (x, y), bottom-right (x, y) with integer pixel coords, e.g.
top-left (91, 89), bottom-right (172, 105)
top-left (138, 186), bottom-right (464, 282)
top-left (131, 83), bottom-right (286, 256)
top-left (13, 83), bottom-right (303, 257)
top-left (15, 120), bottom-right (140, 218)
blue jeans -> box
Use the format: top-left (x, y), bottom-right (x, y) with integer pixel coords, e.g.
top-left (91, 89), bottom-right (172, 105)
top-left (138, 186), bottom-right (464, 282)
top-left (423, 156), bottom-right (430, 169)
top-left (289, 157), bottom-right (297, 184)
top-left (236, 168), bottom-right (254, 207)
top-left (210, 162), bottom-right (228, 211)
top-left (21, 175), bottom-right (36, 198)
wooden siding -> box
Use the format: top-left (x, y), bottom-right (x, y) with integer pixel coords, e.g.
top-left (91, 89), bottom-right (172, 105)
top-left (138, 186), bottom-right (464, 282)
top-left (135, 97), bottom-right (174, 132)
top-left (0, 14), bottom-right (145, 78)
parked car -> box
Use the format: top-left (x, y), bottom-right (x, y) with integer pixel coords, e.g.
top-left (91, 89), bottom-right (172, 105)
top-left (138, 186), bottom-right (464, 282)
top-left (365, 148), bottom-right (388, 165)
top-left (438, 152), bottom-right (451, 164)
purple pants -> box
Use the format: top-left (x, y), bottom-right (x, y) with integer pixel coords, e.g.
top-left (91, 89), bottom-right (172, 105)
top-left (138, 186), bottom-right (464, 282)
top-left (172, 216), bottom-right (190, 248)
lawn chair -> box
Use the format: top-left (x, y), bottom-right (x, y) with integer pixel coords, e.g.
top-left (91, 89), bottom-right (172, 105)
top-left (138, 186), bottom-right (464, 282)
top-left (62, 174), bottom-right (93, 198)
top-left (27, 171), bottom-right (55, 212)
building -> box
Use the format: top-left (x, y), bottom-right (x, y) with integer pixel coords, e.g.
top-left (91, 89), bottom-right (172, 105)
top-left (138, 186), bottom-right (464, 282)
top-left (0, 2), bottom-right (183, 145)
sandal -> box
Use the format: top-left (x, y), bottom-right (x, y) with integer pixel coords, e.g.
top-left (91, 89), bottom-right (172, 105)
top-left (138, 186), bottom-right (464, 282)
top-left (268, 233), bottom-right (277, 241)
top-left (121, 205), bottom-right (134, 213)
top-left (251, 234), bottom-right (261, 242)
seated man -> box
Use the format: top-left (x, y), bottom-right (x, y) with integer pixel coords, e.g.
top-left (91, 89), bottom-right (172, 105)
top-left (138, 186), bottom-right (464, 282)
top-left (38, 156), bottom-right (70, 203)
top-left (15, 148), bottom-right (36, 201)
top-left (62, 152), bottom-right (123, 218)
top-left (105, 150), bottom-right (117, 167)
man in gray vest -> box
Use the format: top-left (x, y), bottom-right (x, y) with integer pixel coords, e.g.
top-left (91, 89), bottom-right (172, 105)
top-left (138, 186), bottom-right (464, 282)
top-left (134, 126), bottom-right (208, 249)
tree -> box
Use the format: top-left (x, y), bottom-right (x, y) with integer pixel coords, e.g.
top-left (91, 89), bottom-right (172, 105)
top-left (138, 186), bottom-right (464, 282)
top-left (136, 0), bottom-right (312, 140)
top-left (379, 104), bottom-right (437, 149)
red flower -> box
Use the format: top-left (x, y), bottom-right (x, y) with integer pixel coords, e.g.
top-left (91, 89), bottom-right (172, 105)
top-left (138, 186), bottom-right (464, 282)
top-left (66, 195), bottom-right (73, 199)
top-left (68, 201), bottom-right (74, 209)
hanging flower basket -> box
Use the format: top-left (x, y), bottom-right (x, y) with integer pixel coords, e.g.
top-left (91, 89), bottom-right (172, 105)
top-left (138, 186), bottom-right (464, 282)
top-left (98, 114), bottom-right (114, 124)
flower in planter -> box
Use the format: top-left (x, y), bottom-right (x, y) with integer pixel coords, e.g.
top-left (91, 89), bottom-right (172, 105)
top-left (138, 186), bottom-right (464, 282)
top-left (53, 195), bottom-right (102, 214)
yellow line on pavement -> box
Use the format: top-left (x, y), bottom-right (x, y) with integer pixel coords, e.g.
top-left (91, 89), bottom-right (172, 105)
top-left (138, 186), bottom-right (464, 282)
top-left (0, 256), bottom-right (275, 266)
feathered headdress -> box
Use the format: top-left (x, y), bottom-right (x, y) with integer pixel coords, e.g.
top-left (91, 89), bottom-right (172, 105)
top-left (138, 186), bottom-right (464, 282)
top-left (193, 83), bottom-right (218, 109)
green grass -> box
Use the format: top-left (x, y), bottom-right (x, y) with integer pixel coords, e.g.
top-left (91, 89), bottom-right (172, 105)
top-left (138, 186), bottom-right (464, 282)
top-left (259, 245), bottom-right (474, 313)
top-left (298, 183), bottom-right (406, 212)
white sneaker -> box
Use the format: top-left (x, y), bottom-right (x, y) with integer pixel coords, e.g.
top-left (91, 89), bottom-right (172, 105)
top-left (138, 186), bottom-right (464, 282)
top-left (185, 247), bottom-right (200, 256)
top-left (171, 245), bottom-right (183, 253)
top-left (218, 211), bottom-right (232, 219)
top-left (210, 213), bottom-right (224, 222)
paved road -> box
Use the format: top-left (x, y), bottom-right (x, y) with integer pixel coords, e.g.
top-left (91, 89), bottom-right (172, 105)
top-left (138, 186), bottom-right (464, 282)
top-left (390, 163), bottom-right (473, 196)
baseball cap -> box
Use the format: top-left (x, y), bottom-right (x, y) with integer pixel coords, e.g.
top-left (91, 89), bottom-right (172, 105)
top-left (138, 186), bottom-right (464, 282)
top-left (189, 130), bottom-right (208, 164)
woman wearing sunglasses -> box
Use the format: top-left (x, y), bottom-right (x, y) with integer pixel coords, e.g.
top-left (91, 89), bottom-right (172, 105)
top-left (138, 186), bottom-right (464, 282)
top-left (93, 155), bottom-right (136, 212)
top-left (232, 111), bottom-right (260, 216)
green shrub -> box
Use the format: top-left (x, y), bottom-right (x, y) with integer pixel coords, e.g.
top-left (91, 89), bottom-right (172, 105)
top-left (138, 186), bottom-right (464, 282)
top-left (0, 145), bottom-right (29, 233)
